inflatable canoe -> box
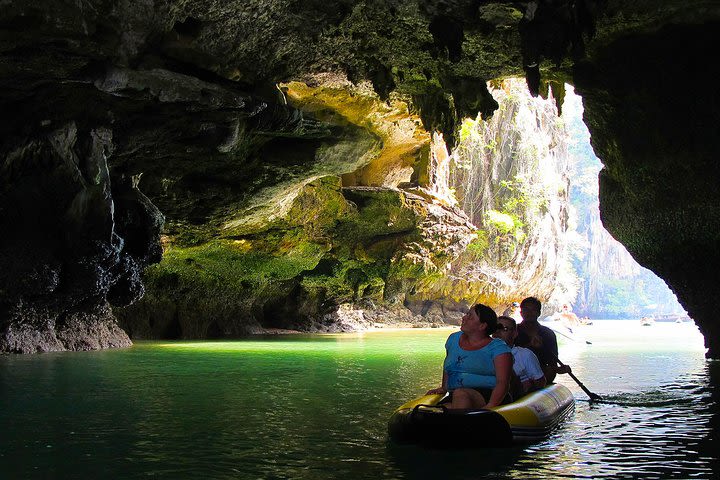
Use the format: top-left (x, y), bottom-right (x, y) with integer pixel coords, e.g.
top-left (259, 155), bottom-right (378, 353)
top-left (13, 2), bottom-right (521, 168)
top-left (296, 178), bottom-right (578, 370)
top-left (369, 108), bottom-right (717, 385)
top-left (388, 383), bottom-right (575, 447)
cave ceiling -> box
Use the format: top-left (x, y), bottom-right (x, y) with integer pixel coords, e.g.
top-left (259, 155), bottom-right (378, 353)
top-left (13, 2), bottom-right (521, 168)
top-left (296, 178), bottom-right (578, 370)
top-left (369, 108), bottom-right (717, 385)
top-left (2, 0), bottom-right (720, 355)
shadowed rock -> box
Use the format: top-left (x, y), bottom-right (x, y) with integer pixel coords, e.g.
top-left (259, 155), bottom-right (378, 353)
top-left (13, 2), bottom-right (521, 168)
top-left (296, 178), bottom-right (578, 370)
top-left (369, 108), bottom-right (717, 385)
top-left (2, 1), bottom-right (720, 355)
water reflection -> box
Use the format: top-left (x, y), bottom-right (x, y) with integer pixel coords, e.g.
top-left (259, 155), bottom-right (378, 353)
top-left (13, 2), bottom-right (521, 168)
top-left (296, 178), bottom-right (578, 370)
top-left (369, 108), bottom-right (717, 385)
top-left (0, 325), bottom-right (718, 479)
top-left (387, 443), bottom-right (525, 479)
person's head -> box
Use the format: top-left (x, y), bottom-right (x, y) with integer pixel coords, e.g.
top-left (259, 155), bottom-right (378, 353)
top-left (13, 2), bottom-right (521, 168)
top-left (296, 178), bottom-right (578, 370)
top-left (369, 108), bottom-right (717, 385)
top-left (520, 297), bottom-right (542, 322)
top-left (493, 315), bottom-right (517, 346)
top-left (461, 303), bottom-right (499, 336)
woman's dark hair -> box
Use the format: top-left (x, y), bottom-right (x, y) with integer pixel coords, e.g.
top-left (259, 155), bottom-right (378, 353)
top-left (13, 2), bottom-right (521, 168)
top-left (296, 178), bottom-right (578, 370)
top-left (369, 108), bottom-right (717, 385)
top-left (473, 303), bottom-right (499, 334)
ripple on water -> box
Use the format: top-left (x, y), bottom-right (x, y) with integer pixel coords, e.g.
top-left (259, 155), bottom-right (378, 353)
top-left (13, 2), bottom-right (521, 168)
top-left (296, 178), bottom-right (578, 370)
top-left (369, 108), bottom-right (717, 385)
top-left (1, 329), bottom-right (718, 479)
top-left (544, 385), bottom-right (715, 479)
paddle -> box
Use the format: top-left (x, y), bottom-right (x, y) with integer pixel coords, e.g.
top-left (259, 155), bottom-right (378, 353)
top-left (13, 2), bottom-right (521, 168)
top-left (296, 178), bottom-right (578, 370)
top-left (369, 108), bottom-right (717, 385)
top-left (542, 320), bottom-right (592, 344)
top-left (556, 357), bottom-right (603, 402)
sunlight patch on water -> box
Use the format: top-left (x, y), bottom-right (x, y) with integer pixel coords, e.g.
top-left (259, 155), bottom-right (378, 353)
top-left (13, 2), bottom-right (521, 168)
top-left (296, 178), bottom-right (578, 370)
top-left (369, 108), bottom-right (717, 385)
top-left (147, 329), bottom-right (455, 357)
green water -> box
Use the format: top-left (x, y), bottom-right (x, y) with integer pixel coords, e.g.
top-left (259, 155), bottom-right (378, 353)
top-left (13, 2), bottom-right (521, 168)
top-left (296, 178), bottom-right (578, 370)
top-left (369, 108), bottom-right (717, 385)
top-left (1, 322), bottom-right (718, 479)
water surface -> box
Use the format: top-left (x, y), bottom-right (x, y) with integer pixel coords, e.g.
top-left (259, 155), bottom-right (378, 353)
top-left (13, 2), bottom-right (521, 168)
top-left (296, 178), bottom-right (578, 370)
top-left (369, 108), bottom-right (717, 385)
top-left (1, 321), bottom-right (717, 479)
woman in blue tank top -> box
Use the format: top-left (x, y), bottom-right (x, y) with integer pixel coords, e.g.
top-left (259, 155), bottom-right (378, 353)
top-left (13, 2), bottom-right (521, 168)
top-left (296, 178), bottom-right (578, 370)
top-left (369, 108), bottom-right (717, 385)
top-left (426, 303), bottom-right (512, 409)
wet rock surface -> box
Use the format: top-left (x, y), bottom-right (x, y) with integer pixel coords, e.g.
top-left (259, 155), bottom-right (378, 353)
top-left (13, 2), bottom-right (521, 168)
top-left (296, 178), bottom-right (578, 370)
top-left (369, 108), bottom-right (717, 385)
top-left (2, 1), bottom-right (720, 355)
top-left (115, 181), bottom-right (476, 339)
top-left (1, 301), bottom-right (131, 354)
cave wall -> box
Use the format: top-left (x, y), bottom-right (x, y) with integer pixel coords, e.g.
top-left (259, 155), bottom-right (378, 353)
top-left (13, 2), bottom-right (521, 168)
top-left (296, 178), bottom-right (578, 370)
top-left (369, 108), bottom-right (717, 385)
top-left (0, 120), bottom-right (159, 353)
top-left (115, 176), bottom-right (477, 338)
top-left (0, 1), bottom-right (375, 351)
top-left (574, 21), bottom-right (720, 355)
top-left (3, 1), bottom-right (720, 355)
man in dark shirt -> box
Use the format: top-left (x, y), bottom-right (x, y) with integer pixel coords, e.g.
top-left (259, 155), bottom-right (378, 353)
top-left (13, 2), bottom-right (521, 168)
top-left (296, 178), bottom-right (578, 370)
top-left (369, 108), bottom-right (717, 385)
top-left (515, 296), bottom-right (571, 383)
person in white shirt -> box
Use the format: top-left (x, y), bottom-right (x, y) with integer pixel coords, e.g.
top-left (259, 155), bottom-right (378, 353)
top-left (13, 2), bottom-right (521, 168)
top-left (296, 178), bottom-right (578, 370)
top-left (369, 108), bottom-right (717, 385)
top-left (493, 315), bottom-right (547, 396)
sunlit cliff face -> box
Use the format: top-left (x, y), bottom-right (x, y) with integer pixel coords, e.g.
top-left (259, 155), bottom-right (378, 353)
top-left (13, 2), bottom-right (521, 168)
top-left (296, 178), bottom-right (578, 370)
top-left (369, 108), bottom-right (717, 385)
top-left (1, 1), bottom-right (720, 356)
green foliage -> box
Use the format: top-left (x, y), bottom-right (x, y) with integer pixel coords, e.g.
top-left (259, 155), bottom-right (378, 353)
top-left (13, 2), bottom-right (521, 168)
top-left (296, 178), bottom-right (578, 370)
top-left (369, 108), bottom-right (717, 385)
top-left (484, 138), bottom-right (498, 153)
top-left (146, 240), bottom-right (326, 293)
top-left (480, 209), bottom-right (526, 264)
top-left (459, 118), bottom-right (478, 143)
top-left (466, 230), bottom-right (489, 259)
top-left (300, 259), bottom-right (389, 303)
top-left (499, 180), bottom-right (514, 191)
top-left (485, 209), bottom-right (525, 241)
top-left (499, 174), bottom-right (549, 218)
top-left (485, 209), bottom-right (515, 234)
top-left (500, 178), bottom-right (526, 212)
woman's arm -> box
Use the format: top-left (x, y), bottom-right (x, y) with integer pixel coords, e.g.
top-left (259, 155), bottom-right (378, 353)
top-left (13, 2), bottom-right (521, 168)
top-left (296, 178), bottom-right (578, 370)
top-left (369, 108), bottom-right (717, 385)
top-left (486, 352), bottom-right (513, 407)
top-left (426, 364), bottom-right (448, 395)
top-left (530, 374), bottom-right (547, 391)
top-left (524, 349), bottom-right (547, 392)
top-left (520, 378), bottom-right (532, 393)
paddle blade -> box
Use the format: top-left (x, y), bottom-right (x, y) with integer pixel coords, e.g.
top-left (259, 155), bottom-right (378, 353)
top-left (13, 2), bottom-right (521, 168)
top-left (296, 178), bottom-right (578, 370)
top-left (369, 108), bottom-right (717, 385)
top-left (588, 392), bottom-right (603, 402)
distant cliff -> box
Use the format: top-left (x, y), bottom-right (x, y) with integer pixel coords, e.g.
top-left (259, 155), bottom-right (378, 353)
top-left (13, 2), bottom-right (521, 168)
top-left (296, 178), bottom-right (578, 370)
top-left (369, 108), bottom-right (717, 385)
top-left (415, 79), bottom-right (577, 314)
top-left (566, 95), bottom-right (685, 319)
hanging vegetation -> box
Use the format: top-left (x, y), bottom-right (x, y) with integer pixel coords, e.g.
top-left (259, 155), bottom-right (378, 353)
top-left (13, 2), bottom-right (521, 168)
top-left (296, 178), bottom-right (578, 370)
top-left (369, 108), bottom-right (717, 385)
top-left (441, 78), bottom-right (579, 309)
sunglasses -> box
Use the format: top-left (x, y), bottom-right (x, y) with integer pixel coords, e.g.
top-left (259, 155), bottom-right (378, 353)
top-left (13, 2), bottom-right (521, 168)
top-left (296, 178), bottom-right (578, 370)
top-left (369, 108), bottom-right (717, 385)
top-left (496, 325), bottom-right (515, 331)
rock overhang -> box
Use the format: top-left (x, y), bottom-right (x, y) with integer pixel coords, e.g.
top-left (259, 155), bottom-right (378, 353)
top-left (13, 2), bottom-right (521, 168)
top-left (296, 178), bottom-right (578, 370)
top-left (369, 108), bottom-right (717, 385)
top-left (2, 1), bottom-right (720, 355)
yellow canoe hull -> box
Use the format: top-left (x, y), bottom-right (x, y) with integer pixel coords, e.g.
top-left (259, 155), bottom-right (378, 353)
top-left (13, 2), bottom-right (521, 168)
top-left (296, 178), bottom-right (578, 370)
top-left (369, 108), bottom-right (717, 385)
top-left (388, 384), bottom-right (575, 446)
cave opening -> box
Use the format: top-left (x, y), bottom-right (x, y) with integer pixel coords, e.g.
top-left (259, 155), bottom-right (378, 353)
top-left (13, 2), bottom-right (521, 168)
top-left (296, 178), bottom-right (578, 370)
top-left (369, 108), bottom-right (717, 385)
top-left (447, 77), bottom-right (687, 320)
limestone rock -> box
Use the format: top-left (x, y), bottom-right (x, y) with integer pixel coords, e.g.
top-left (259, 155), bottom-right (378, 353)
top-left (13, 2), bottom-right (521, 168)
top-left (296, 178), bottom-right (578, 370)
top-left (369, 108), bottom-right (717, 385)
top-left (2, 1), bottom-right (720, 356)
top-left (1, 301), bottom-right (130, 354)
